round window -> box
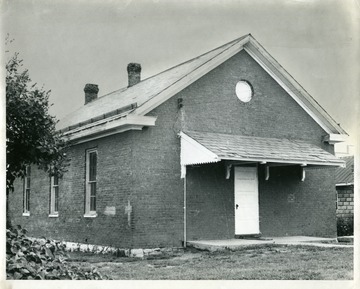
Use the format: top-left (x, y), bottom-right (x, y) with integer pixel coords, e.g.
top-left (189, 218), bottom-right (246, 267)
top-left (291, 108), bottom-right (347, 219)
top-left (235, 80), bottom-right (253, 103)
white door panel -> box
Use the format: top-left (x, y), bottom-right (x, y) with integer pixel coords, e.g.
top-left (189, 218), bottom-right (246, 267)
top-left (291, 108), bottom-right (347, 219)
top-left (235, 181), bottom-right (255, 192)
top-left (234, 166), bottom-right (260, 235)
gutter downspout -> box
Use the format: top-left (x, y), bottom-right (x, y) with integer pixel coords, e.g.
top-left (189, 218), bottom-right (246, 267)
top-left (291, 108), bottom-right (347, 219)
top-left (183, 170), bottom-right (187, 248)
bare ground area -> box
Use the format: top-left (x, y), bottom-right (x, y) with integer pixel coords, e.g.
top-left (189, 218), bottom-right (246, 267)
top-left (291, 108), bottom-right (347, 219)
top-left (67, 244), bottom-right (353, 280)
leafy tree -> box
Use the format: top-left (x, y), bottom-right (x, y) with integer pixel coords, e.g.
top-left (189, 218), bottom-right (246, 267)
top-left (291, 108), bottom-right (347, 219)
top-left (6, 49), bottom-right (68, 193)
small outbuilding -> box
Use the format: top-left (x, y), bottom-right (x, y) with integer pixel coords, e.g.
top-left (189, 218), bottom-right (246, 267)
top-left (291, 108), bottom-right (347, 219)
top-left (335, 156), bottom-right (354, 218)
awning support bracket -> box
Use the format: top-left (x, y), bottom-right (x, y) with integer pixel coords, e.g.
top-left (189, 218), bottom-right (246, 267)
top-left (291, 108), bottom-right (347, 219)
top-left (265, 165), bottom-right (270, 181)
top-left (226, 164), bottom-right (232, 179)
top-left (300, 164), bottom-right (307, 182)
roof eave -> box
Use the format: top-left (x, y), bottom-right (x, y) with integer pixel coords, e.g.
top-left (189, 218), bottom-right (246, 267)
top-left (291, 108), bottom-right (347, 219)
top-left (134, 35), bottom-right (251, 116)
top-left (133, 34), bottom-right (347, 137)
top-left (179, 131), bottom-right (345, 168)
top-left (62, 115), bottom-right (157, 145)
top-left (244, 36), bottom-right (347, 136)
top-left (216, 156), bottom-right (345, 167)
top-left (336, 182), bottom-right (354, 187)
top-left (323, 134), bottom-right (348, 144)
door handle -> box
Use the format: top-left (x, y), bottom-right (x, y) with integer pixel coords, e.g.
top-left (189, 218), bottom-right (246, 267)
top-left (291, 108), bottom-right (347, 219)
top-left (236, 204), bottom-right (239, 210)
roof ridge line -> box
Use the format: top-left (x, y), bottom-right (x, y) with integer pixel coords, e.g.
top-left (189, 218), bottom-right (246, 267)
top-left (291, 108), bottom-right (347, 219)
top-left (136, 34), bottom-right (250, 85)
top-left (86, 35), bottom-right (251, 103)
top-left (136, 35), bottom-right (251, 109)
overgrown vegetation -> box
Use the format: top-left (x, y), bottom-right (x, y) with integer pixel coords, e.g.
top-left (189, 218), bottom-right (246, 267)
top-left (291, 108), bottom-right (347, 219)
top-left (6, 225), bottom-right (105, 280)
top-left (337, 216), bottom-right (354, 236)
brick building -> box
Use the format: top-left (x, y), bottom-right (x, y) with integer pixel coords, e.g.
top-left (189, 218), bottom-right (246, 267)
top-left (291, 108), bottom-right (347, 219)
top-left (335, 156), bottom-right (354, 218)
top-left (8, 34), bottom-right (347, 249)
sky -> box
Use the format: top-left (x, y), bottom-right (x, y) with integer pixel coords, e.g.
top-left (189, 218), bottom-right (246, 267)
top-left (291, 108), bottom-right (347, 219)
top-left (2, 0), bottom-right (359, 148)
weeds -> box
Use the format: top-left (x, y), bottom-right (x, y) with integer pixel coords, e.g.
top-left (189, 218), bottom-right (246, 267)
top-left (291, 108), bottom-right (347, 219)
top-left (6, 225), bottom-right (106, 280)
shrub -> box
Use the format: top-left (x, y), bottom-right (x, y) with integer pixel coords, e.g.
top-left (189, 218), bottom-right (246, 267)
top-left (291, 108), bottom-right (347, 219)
top-left (337, 216), bottom-right (354, 236)
top-left (6, 225), bottom-right (104, 280)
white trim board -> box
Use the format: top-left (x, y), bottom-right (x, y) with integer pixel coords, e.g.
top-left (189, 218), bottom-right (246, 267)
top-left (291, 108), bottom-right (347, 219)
top-left (179, 131), bottom-right (345, 172)
top-left (134, 35), bottom-right (346, 137)
top-left (245, 38), bottom-right (347, 135)
top-left (336, 183), bottom-right (354, 187)
top-left (179, 131), bottom-right (220, 166)
top-left (134, 37), bottom-right (250, 116)
top-left (64, 115), bottom-right (157, 144)
top-left (244, 47), bottom-right (332, 135)
top-left (58, 34), bottom-right (347, 143)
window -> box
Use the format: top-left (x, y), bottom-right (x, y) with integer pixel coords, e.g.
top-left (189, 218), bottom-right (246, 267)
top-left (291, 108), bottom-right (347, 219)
top-left (85, 149), bottom-right (97, 217)
top-left (23, 166), bottom-right (31, 216)
top-left (49, 175), bottom-right (59, 217)
top-left (235, 80), bottom-right (253, 103)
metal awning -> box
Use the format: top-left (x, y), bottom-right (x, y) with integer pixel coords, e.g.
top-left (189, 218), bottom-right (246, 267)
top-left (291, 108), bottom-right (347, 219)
top-left (179, 131), bottom-right (345, 178)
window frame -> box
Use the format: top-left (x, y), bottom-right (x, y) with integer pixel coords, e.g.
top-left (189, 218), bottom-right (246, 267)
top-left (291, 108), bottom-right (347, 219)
top-left (84, 148), bottom-right (98, 217)
top-left (235, 79), bottom-right (254, 103)
top-left (49, 175), bottom-right (59, 217)
top-left (23, 166), bottom-right (31, 216)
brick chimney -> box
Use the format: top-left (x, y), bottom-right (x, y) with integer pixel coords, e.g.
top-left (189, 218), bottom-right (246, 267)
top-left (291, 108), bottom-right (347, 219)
top-left (127, 63), bottom-right (141, 87)
top-left (84, 84), bottom-right (99, 105)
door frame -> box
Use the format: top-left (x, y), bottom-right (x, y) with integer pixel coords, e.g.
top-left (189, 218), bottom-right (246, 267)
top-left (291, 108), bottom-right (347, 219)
top-left (234, 165), bottom-right (260, 237)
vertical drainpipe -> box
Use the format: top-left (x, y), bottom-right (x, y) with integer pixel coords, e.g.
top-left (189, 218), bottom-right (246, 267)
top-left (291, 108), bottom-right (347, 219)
top-left (183, 171), bottom-right (187, 248)
top-left (178, 97), bottom-right (187, 248)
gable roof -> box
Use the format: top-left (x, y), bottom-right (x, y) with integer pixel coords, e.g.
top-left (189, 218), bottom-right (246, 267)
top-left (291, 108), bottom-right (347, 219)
top-left (335, 156), bottom-right (354, 185)
top-left (58, 34), bottom-right (347, 142)
top-left (180, 131), bottom-right (345, 167)
top-left (57, 34), bottom-right (249, 131)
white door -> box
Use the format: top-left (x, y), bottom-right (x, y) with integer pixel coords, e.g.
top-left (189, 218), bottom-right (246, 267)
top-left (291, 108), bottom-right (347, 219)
top-left (234, 166), bottom-right (260, 235)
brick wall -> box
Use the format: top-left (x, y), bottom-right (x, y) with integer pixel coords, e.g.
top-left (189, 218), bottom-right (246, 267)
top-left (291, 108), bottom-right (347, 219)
top-left (186, 163), bottom-right (235, 240)
top-left (186, 164), bottom-right (337, 240)
top-left (9, 98), bottom-right (185, 248)
top-left (177, 50), bottom-right (337, 239)
top-left (336, 186), bottom-right (354, 218)
top-left (259, 166), bottom-right (337, 237)
top-left (9, 131), bottom-right (137, 248)
top-left (8, 49), bottom-right (338, 247)
top-left (179, 50), bottom-right (329, 147)
top-left (129, 97), bottom-right (184, 248)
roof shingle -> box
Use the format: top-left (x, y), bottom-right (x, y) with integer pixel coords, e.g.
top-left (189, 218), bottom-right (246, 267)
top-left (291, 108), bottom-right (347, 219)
top-left (185, 131), bottom-right (344, 166)
top-left (335, 156), bottom-right (354, 184)
top-left (57, 34), bottom-right (346, 137)
top-left (57, 35), bottom-right (248, 130)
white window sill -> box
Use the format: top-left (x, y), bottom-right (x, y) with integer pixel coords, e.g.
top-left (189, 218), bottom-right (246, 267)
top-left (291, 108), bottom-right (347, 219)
top-left (22, 212), bottom-right (30, 217)
top-left (49, 213), bottom-right (59, 218)
top-left (84, 213), bottom-right (97, 218)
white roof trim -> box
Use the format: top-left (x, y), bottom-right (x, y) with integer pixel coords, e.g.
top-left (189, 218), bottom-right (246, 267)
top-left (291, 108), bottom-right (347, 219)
top-left (63, 115), bottom-right (157, 143)
top-left (323, 134), bottom-right (348, 144)
top-left (60, 35), bottom-right (346, 141)
top-left (179, 131), bottom-right (345, 168)
top-left (336, 183), bottom-right (354, 187)
top-left (134, 35), bottom-right (345, 137)
top-left (245, 38), bottom-right (346, 135)
top-left (244, 47), bottom-right (331, 135)
top-left (134, 36), bottom-right (251, 116)
top-left (179, 132), bottom-right (220, 166)
top-left (216, 156), bottom-right (345, 167)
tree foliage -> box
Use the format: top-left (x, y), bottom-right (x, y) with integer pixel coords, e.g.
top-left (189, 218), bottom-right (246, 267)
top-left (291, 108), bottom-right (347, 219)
top-left (337, 216), bottom-right (354, 236)
top-left (6, 225), bottom-right (104, 280)
top-left (6, 50), bottom-right (68, 191)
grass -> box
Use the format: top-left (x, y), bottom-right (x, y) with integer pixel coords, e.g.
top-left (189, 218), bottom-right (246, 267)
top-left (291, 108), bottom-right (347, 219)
top-left (67, 245), bottom-right (353, 280)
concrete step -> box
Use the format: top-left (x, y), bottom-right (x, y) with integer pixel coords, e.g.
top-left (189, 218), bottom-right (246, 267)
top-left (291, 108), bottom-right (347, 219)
top-left (187, 236), bottom-right (354, 251)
